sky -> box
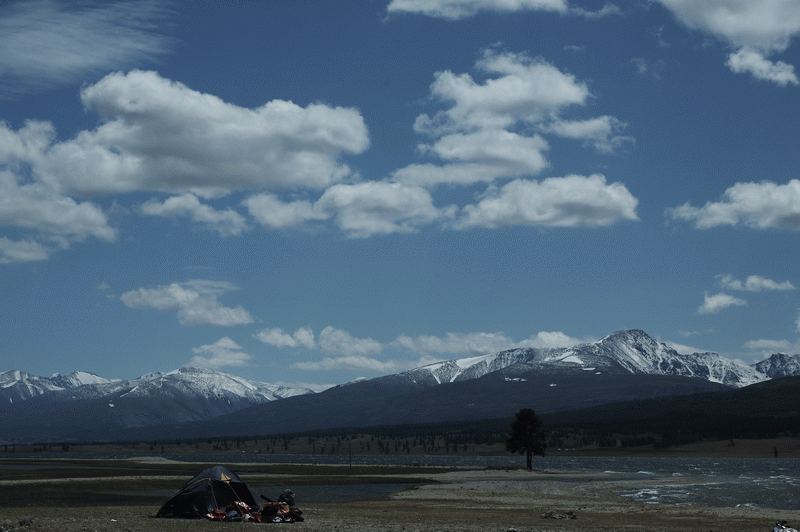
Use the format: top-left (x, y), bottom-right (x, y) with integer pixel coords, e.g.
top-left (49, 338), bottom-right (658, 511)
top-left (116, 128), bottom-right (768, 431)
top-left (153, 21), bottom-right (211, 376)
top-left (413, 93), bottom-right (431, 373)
top-left (1, 0), bottom-right (799, 391)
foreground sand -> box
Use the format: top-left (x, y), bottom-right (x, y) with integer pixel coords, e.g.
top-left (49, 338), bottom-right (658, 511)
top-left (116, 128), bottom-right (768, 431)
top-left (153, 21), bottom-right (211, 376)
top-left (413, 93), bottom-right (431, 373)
top-left (2, 467), bottom-right (798, 532)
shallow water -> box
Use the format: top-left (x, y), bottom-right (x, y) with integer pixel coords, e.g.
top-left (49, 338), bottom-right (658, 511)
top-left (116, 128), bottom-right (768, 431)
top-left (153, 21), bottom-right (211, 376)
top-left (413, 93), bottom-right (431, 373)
top-left (8, 452), bottom-right (799, 510)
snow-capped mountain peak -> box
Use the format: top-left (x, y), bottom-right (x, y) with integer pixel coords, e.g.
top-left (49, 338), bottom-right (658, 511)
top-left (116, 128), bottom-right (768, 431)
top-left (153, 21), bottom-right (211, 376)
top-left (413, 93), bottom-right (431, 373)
top-left (0, 366), bottom-right (313, 407)
top-left (403, 329), bottom-right (792, 389)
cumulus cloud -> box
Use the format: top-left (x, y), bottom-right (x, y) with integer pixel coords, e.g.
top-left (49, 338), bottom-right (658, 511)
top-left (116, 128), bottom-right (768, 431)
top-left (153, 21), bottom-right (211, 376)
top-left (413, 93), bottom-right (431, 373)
top-left (243, 194), bottom-right (328, 230)
top-left (668, 180), bottom-right (800, 230)
top-left (0, 169), bottom-right (115, 241)
top-left (317, 326), bottom-right (384, 357)
top-left (189, 337), bottom-right (252, 369)
top-left (254, 327), bottom-right (317, 349)
top-left (415, 50), bottom-right (589, 135)
top-left (120, 279), bottom-right (254, 326)
top-left (245, 183), bottom-right (456, 237)
top-left (141, 193), bottom-right (248, 236)
top-left (317, 182), bottom-right (454, 237)
top-left (0, 120), bottom-right (117, 262)
top-left (386, 0), bottom-right (568, 20)
top-left (455, 174), bottom-right (639, 229)
top-left (0, 0), bottom-right (173, 97)
top-left (291, 328), bottom-right (588, 373)
top-left (664, 341), bottom-right (705, 355)
top-left (0, 70), bottom-right (373, 256)
top-left (743, 338), bottom-right (793, 352)
top-left (657, 0), bottom-right (800, 51)
top-left (35, 70), bottom-right (368, 196)
top-left (538, 116), bottom-right (634, 154)
top-left (419, 130), bottom-right (550, 175)
top-left (656, 0), bottom-right (800, 85)
top-left (393, 49), bottom-right (633, 198)
top-left (697, 292), bottom-right (747, 314)
top-left (726, 47), bottom-right (798, 85)
top-left (0, 237), bottom-right (51, 264)
top-left (394, 330), bottom-right (585, 354)
top-left (254, 322), bottom-right (587, 360)
top-left (291, 354), bottom-right (441, 373)
top-left (391, 162), bottom-right (528, 188)
top-left (718, 274), bottom-right (796, 291)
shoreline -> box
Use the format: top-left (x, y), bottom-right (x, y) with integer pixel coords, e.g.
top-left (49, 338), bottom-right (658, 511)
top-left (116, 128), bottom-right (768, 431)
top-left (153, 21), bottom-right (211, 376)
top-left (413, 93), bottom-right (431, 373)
top-left (1, 458), bottom-right (799, 531)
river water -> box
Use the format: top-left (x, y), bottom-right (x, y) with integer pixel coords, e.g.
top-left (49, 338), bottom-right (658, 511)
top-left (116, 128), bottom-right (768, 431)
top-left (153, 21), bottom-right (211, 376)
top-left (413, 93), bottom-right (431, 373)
top-left (173, 453), bottom-right (799, 510)
top-left (7, 453), bottom-right (799, 510)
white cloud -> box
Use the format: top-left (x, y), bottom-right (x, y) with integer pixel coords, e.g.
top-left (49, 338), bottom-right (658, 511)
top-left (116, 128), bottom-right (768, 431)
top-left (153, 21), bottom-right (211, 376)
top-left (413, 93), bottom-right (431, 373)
top-left (272, 380), bottom-right (337, 393)
top-left (668, 180), bottom-right (800, 230)
top-left (245, 183), bottom-right (454, 237)
top-left (416, 50), bottom-right (589, 134)
top-left (318, 326), bottom-right (384, 357)
top-left (395, 331), bottom-right (521, 355)
top-left (697, 292), bottom-right (747, 314)
top-left (394, 330), bottom-right (585, 354)
top-left (391, 162), bottom-right (525, 188)
top-left (317, 182), bottom-right (453, 237)
top-left (189, 337), bottom-right (252, 369)
top-left (657, 0), bottom-right (800, 52)
top-left (292, 328), bottom-right (588, 373)
top-left (420, 130), bottom-right (550, 174)
top-left (386, 0), bottom-right (568, 20)
top-left (455, 174), bottom-right (639, 229)
top-left (0, 0), bottom-right (173, 97)
top-left (664, 341), bottom-right (705, 355)
top-left (243, 194), bottom-right (328, 230)
top-left (743, 338), bottom-right (792, 351)
top-left (0, 170), bottom-right (115, 241)
top-left (253, 323), bottom-right (587, 360)
top-left (0, 122), bottom-right (117, 261)
top-left (571, 4), bottom-right (622, 18)
top-left (254, 327), bottom-right (317, 349)
top-left (1, 121), bottom-right (117, 247)
top-left (0, 237), bottom-right (51, 264)
top-left (527, 330), bottom-right (587, 348)
top-left (120, 279), bottom-right (254, 326)
top-left (538, 116), bottom-right (634, 154)
top-left (656, 0), bottom-right (800, 84)
top-left (141, 193), bottom-right (248, 236)
top-left (396, 49), bottom-right (632, 189)
top-left (718, 274), bottom-right (796, 291)
top-left (726, 47), bottom-right (798, 86)
top-left (39, 70), bottom-right (368, 196)
top-left (292, 354), bottom-right (441, 373)
top-left (0, 70), bottom-right (371, 256)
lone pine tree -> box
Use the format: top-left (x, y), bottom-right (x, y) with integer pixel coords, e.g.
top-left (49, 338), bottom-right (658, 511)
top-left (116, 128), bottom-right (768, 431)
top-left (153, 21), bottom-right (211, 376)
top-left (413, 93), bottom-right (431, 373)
top-left (506, 408), bottom-right (547, 470)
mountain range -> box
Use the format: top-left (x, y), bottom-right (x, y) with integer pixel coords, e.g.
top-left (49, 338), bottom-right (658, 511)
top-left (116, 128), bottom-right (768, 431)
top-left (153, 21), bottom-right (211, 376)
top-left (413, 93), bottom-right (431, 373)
top-left (3, 330), bottom-right (799, 444)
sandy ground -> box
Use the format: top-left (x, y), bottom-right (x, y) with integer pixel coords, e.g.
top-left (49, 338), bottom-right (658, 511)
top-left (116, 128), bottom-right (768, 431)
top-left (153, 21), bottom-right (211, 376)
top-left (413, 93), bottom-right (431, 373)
top-left (2, 468), bottom-right (798, 532)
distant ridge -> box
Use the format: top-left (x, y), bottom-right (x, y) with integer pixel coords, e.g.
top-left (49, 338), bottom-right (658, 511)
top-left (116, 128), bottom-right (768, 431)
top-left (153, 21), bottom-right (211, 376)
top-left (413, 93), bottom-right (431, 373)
top-left (2, 330), bottom-right (799, 443)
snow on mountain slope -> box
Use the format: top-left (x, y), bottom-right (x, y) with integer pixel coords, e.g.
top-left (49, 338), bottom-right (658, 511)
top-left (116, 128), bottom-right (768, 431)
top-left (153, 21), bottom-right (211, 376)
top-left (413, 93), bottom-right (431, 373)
top-left (0, 367), bottom-right (312, 406)
top-left (753, 353), bottom-right (800, 379)
top-left (404, 330), bottom-right (792, 388)
top-left (1, 370), bottom-right (65, 402)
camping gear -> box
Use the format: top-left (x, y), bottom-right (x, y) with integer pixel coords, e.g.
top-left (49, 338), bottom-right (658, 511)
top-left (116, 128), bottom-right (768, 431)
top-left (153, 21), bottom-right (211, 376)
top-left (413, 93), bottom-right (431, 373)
top-left (156, 465), bottom-right (258, 519)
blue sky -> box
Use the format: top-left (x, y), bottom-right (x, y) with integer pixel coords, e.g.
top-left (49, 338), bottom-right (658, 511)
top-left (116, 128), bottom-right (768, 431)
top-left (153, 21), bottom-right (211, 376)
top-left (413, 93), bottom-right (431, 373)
top-left (2, 0), bottom-right (799, 390)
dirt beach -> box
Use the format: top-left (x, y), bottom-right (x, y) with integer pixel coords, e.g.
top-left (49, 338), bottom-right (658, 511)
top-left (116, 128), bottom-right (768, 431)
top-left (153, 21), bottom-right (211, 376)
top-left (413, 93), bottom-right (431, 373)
top-left (1, 462), bottom-right (798, 532)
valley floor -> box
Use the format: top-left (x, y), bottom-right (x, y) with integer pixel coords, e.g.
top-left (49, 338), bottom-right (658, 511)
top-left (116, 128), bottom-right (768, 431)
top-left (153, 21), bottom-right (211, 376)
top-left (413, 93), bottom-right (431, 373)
top-left (1, 460), bottom-right (798, 532)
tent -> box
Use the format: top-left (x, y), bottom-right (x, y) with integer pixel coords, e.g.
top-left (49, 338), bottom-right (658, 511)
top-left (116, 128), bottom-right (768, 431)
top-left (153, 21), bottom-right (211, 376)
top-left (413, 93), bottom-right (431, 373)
top-left (156, 465), bottom-right (258, 519)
